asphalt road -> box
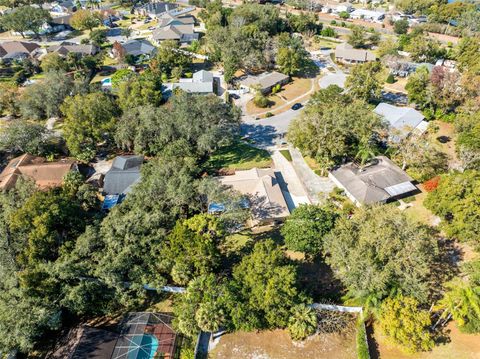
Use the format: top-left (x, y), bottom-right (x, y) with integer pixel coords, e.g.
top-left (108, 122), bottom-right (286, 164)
top-left (241, 108), bottom-right (300, 148)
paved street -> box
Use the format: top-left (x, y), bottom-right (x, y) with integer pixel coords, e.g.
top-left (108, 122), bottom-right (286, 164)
top-left (241, 109), bottom-right (299, 148)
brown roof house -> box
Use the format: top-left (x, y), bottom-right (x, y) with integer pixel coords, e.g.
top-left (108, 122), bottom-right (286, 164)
top-left (335, 42), bottom-right (376, 64)
top-left (47, 41), bottom-right (98, 57)
top-left (0, 41), bottom-right (42, 62)
top-left (0, 154), bottom-right (77, 191)
top-left (214, 168), bottom-right (290, 225)
top-left (151, 13), bottom-right (198, 44)
top-left (239, 71), bottom-right (290, 95)
top-left (328, 156), bottom-right (417, 206)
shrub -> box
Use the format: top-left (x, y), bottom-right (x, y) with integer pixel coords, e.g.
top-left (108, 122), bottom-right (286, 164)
top-left (386, 73), bottom-right (395, 84)
top-left (321, 27), bottom-right (337, 38)
top-left (330, 20), bottom-right (337, 25)
top-left (265, 112), bottom-right (274, 117)
top-left (423, 176), bottom-right (440, 192)
top-left (356, 320), bottom-right (369, 359)
top-left (253, 94), bottom-right (269, 108)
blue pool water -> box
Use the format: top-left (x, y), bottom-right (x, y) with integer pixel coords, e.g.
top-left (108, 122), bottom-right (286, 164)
top-left (128, 334), bottom-right (159, 359)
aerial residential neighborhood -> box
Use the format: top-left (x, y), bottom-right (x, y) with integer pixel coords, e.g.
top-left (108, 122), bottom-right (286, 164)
top-left (0, 0), bottom-right (479, 358)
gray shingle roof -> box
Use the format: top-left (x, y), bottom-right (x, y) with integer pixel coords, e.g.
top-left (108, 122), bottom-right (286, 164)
top-left (329, 156), bottom-right (416, 205)
top-left (335, 42), bottom-right (376, 62)
top-left (121, 39), bottom-right (156, 57)
top-left (103, 156), bottom-right (143, 195)
top-left (239, 71), bottom-right (290, 92)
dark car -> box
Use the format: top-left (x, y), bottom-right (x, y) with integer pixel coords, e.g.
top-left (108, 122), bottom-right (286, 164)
top-left (230, 93), bottom-right (240, 100)
top-left (291, 103), bottom-right (303, 110)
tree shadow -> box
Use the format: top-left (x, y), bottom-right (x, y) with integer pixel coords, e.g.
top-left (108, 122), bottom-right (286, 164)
top-left (240, 123), bottom-right (278, 148)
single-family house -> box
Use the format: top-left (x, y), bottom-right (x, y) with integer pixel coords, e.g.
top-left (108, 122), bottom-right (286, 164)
top-left (134, 2), bottom-right (178, 18)
top-left (0, 41), bottom-right (41, 62)
top-left (151, 13), bottom-right (198, 44)
top-left (333, 2), bottom-right (353, 13)
top-left (111, 39), bottom-right (157, 61)
top-left (165, 69), bottom-right (214, 96)
top-left (328, 156), bottom-right (417, 206)
top-left (239, 71), bottom-right (290, 95)
top-left (103, 155), bottom-right (143, 196)
top-left (350, 9), bottom-right (385, 23)
top-left (334, 42), bottom-right (376, 64)
top-left (374, 103), bottom-right (428, 141)
top-left (48, 14), bottom-right (73, 32)
top-left (215, 168), bottom-right (290, 225)
top-left (0, 154), bottom-right (77, 191)
top-left (47, 41), bottom-right (98, 56)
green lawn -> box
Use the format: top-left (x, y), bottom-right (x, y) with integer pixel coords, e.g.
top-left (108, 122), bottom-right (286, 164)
top-left (206, 141), bottom-right (272, 173)
top-left (280, 149), bottom-right (292, 161)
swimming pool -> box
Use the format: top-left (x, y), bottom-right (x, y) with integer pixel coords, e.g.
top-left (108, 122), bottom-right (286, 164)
top-left (127, 334), bottom-right (159, 359)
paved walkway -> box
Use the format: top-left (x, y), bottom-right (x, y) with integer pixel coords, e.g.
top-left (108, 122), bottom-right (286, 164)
top-left (289, 147), bottom-right (336, 204)
top-left (271, 150), bottom-right (310, 212)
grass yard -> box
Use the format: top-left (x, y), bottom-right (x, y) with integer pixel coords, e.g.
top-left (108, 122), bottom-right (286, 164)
top-left (206, 141), bottom-right (272, 173)
top-left (209, 325), bottom-right (357, 359)
top-left (280, 149), bottom-right (292, 161)
top-left (373, 322), bottom-right (480, 359)
top-left (246, 77), bottom-right (313, 116)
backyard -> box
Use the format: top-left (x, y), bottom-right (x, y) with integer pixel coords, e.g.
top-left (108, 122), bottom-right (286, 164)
top-left (209, 325), bottom-right (357, 359)
top-left (372, 322), bottom-right (480, 359)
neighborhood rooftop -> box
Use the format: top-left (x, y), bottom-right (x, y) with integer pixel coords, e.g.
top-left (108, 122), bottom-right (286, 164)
top-left (329, 156), bottom-right (417, 206)
top-left (374, 103), bottom-right (427, 139)
top-left (217, 168), bottom-right (290, 223)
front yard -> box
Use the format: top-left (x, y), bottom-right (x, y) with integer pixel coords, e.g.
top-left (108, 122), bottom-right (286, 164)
top-left (246, 77), bottom-right (314, 116)
top-left (205, 141), bottom-right (272, 174)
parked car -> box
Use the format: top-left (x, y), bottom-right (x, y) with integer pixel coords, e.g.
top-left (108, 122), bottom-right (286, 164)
top-left (230, 94), bottom-right (240, 100)
top-left (291, 103), bottom-right (303, 110)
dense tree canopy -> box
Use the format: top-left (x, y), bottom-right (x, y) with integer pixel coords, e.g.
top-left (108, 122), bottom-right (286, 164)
top-left (424, 171), bottom-right (480, 243)
top-left (379, 295), bottom-right (434, 353)
top-left (0, 6), bottom-right (51, 38)
top-left (324, 205), bottom-right (438, 303)
top-left (288, 87), bottom-right (385, 170)
top-left (281, 204), bottom-right (337, 257)
top-left (115, 92), bottom-right (240, 157)
top-left (345, 62), bottom-right (383, 102)
top-left (18, 70), bottom-right (77, 120)
top-left (455, 101), bottom-right (480, 170)
top-left (0, 120), bottom-right (50, 155)
top-left (61, 92), bottom-right (119, 161)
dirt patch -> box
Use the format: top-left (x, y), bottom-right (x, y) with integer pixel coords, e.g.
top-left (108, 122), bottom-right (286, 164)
top-left (374, 322), bottom-right (480, 359)
top-left (210, 326), bottom-right (357, 359)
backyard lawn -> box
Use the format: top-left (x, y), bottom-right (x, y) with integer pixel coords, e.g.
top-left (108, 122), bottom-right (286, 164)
top-left (209, 325), bottom-right (357, 359)
top-left (373, 322), bottom-right (480, 359)
top-left (206, 141), bottom-right (272, 173)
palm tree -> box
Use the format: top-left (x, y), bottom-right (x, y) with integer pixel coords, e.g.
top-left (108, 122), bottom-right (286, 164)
top-left (355, 144), bottom-right (377, 167)
top-left (438, 279), bottom-right (480, 333)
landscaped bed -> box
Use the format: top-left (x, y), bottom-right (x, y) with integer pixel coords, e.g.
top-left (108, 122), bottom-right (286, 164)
top-left (205, 141), bottom-right (272, 174)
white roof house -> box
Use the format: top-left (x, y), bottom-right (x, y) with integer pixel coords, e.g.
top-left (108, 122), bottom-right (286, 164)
top-left (374, 103), bottom-right (427, 141)
top-left (350, 9), bottom-right (385, 22)
top-left (163, 70), bottom-right (214, 95)
top-left (328, 156), bottom-right (417, 206)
